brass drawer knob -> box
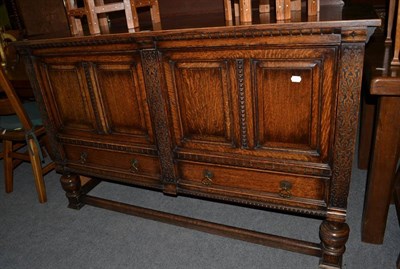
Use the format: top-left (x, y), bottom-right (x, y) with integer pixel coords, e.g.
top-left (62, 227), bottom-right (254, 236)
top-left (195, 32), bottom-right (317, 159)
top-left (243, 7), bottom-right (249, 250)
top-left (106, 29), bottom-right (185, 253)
top-left (130, 159), bottom-right (139, 173)
top-left (79, 152), bottom-right (88, 164)
top-left (279, 180), bottom-right (292, 198)
top-left (202, 170), bottom-right (214, 186)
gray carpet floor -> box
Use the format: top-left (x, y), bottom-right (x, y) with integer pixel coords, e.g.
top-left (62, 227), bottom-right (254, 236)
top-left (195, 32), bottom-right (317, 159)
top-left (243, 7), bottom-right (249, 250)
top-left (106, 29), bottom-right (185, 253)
top-left (0, 152), bottom-right (399, 269)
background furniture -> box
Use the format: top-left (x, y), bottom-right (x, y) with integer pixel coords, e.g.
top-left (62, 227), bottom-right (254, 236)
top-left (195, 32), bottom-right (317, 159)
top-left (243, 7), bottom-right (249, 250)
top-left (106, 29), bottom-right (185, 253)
top-left (388, 0), bottom-right (400, 65)
top-left (361, 45), bottom-right (400, 244)
top-left (0, 66), bottom-right (54, 203)
top-left (16, 5), bottom-right (379, 268)
top-left (357, 2), bottom-right (400, 266)
top-left (9, 0), bottom-right (70, 38)
top-left (64, 0), bottom-right (161, 36)
top-left (223, 0), bottom-right (319, 23)
top-left (359, 0), bottom-right (400, 248)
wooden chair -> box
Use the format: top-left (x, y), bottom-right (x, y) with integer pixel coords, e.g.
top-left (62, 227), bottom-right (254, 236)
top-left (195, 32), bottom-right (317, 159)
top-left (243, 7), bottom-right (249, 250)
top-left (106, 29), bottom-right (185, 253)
top-left (0, 66), bottom-right (55, 203)
top-left (386, 0), bottom-right (400, 65)
top-left (358, 3), bottom-right (400, 268)
top-left (64, 0), bottom-right (161, 36)
top-left (223, 0), bottom-right (319, 23)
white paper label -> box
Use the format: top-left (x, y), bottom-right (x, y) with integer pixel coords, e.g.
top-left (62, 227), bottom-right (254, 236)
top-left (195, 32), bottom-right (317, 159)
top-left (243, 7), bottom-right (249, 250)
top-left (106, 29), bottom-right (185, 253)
top-left (291, 75), bottom-right (302, 83)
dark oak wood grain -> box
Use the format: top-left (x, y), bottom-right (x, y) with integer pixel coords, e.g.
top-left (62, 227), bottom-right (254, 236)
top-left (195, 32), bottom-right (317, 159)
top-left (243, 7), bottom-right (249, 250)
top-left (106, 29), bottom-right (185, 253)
top-left (16, 8), bottom-right (380, 269)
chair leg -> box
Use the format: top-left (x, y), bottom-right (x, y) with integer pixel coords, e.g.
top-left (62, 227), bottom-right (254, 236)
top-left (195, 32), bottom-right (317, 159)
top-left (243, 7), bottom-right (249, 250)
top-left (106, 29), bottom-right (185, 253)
top-left (4, 139), bottom-right (14, 193)
top-left (27, 138), bottom-right (47, 203)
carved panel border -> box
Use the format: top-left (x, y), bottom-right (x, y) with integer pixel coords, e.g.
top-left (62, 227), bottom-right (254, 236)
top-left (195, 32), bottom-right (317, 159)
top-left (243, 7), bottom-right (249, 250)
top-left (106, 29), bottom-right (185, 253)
top-left (175, 152), bottom-right (331, 177)
top-left (236, 59), bottom-right (249, 149)
top-left (141, 49), bottom-right (177, 184)
top-left (329, 43), bottom-right (365, 211)
top-left (179, 189), bottom-right (327, 217)
top-left (58, 137), bottom-right (158, 156)
top-left (19, 28), bottom-right (342, 50)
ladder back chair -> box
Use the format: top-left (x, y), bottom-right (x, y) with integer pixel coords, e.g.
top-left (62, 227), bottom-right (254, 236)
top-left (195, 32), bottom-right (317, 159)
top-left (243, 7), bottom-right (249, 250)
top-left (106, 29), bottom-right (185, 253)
top-left (64, 0), bottom-right (161, 36)
top-left (223, 0), bottom-right (319, 23)
top-left (386, 0), bottom-right (400, 65)
top-left (0, 66), bottom-right (55, 203)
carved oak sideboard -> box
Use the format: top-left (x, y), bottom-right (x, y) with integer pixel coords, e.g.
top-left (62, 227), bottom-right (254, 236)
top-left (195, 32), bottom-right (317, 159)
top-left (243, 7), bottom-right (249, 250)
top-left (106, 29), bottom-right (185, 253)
top-left (17, 9), bottom-right (380, 268)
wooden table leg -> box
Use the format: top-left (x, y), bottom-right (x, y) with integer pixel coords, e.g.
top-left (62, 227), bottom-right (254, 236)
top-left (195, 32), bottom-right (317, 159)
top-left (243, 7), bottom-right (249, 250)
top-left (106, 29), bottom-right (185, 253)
top-left (361, 96), bottom-right (400, 244)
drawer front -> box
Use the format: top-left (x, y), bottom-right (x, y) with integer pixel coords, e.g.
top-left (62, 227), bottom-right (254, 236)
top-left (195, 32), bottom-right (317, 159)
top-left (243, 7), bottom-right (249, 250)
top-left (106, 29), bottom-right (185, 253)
top-left (177, 161), bottom-right (327, 207)
top-left (63, 145), bottom-right (161, 180)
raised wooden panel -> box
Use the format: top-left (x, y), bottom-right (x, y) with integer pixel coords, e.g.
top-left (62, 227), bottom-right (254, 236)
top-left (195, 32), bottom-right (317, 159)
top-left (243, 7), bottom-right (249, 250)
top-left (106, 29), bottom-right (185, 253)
top-left (95, 63), bottom-right (154, 142)
top-left (166, 60), bottom-right (235, 148)
top-left (42, 64), bottom-right (96, 132)
top-left (253, 60), bottom-right (320, 151)
top-left (162, 47), bottom-right (337, 165)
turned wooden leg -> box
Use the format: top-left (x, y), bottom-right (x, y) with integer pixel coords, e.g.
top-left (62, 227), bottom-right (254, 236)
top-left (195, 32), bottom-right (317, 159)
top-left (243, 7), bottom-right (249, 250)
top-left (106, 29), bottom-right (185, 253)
top-left (319, 220), bottom-right (350, 269)
top-left (60, 173), bottom-right (84, 209)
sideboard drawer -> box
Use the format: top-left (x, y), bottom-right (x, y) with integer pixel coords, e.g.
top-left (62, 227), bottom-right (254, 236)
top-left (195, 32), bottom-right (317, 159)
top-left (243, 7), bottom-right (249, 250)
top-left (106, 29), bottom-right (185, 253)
top-left (177, 161), bottom-right (327, 207)
top-left (63, 145), bottom-right (161, 179)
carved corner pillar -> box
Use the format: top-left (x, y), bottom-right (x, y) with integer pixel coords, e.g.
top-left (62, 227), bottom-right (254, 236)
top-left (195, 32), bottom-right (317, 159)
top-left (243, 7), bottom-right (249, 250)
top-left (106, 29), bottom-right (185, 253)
top-left (320, 34), bottom-right (366, 268)
top-left (60, 174), bottom-right (84, 209)
top-left (319, 220), bottom-right (350, 268)
top-left (329, 41), bottom-right (365, 213)
top-left (140, 49), bottom-right (178, 195)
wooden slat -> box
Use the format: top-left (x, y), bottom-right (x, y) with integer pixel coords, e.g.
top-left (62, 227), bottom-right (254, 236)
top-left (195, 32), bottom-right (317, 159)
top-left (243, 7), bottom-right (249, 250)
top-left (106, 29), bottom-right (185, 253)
top-left (291, 0), bottom-right (301, 11)
top-left (83, 194), bottom-right (323, 257)
top-left (9, 151), bottom-right (30, 161)
top-left (259, 0), bottom-right (270, 13)
top-left (284, 0), bottom-right (291, 20)
top-left (42, 162), bottom-right (56, 174)
top-left (308, 0), bottom-right (319, 16)
top-left (135, 0), bottom-right (153, 8)
top-left (67, 8), bottom-right (87, 17)
top-left (96, 0), bottom-right (110, 34)
top-left (391, 0), bottom-right (400, 65)
top-left (224, 0), bottom-right (233, 21)
top-left (84, 0), bottom-right (101, 35)
top-left (239, 0), bottom-right (252, 23)
top-left (94, 2), bottom-right (125, 13)
top-left (386, 0), bottom-right (396, 43)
